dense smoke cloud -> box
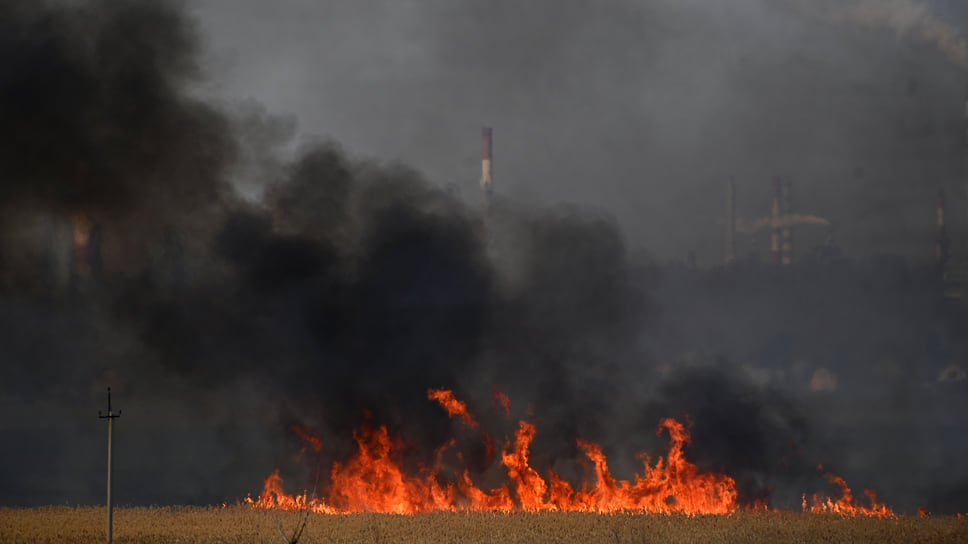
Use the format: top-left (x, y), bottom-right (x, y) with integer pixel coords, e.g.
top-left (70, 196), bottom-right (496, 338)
top-left (641, 367), bottom-right (815, 509)
top-left (804, 0), bottom-right (968, 70)
top-left (0, 0), bottom-right (965, 516)
top-left (194, 0), bottom-right (968, 262)
top-left (0, 0), bottom-right (232, 216)
top-left (0, 0), bottom-right (657, 506)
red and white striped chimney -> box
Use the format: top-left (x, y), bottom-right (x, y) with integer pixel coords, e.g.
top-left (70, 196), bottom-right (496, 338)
top-left (481, 127), bottom-right (493, 207)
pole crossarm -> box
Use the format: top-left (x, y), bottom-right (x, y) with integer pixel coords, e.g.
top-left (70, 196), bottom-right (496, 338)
top-left (98, 387), bottom-right (121, 420)
top-left (98, 387), bottom-right (120, 543)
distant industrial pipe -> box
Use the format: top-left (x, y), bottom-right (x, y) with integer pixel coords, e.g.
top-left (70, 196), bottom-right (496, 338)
top-left (739, 214), bottom-right (830, 233)
top-left (725, 177), bottom-right (736, 265)
top-left (481, 127), bottom-right (493, 210)
top-left (780, 180), bottom-right (793, 265)
top-left (771, 177), bottom-right (782, 266)
top-left (71, 211), bottom-right (91, 279)
top-left (938, 188), bottom-right (950, 270)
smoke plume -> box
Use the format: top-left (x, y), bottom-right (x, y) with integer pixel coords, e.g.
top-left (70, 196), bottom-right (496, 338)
top-left (810, 0), bottom-right (968, 71)
top-left (0, 0), bottom-right (657, 507)
top-left (0, 0), bottom-right (965, 516)
top-left (0, 0), bottom-right (233, 214)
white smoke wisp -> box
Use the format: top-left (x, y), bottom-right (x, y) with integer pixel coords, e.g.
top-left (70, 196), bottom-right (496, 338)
top-left (736, 214), bottom-right (831, 234)
top-left (802, 0), bottom-right (968, 71)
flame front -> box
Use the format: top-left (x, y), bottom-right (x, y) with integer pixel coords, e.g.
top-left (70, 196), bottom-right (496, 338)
top-left (249, 389), bottom-right (740, 514)
top-left (803, 470), bottom-right (895, 517)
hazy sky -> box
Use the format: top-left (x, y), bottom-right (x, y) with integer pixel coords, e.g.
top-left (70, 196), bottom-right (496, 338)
top-left (188, 0), bottom-right (968, 264)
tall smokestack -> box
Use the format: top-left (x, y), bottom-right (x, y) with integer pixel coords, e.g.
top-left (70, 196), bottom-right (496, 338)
top-left (780, 180), bottom-right (793, 265)
top-left (771, 177), bottom-right (781, 266)
top-left (481, 127), bottom-right (493, 210)
top-left (725, 177), bottom-right (736, 265)
top-left (71, 211), bottom-right (91, 281)
top-left (938, 188), bottom-right (950, 271)
top-left (70, 211), bottom-right (103, 287)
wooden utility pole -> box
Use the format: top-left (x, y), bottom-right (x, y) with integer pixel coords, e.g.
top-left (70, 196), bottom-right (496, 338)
top-left (98, 388), bottom-right (121, 542)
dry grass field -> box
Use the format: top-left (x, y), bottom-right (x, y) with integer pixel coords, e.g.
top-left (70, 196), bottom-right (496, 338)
top-left (1, 506), bottom-right (966, 544)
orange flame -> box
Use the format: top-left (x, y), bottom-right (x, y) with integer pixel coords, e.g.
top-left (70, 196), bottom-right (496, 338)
top-left (428, 388), bottom-right (479, 429)
top-left (289, 424), bottom-right (322, 463)
top-left (327, 421), bottom-right (454, 513)
top-left (247, 469), bottom-right (335, 514)
top-left (429, 387), bottom-right (495, 466)
top-left (492, 386), bottom-right (511, 418)
top-left (803, 472), bottom-right (895, 517)
top-left (543, 419), bottom-right (737, 514)
top-left (249, 389), bottom-right (744, 514)
top-left (289, 424), bottom-right (323, 453)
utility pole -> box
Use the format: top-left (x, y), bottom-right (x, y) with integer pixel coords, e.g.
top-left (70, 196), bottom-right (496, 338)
top-left (98, 388), bottom-right (121, 543)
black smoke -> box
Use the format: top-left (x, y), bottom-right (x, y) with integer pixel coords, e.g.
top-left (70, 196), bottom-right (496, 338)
top-left (640, 367), bottom-right (816, 510)
top-left (1, 0), bottom-right (966, 517)
top-left (0, 0), bottom-right (232, 215)
top-left (0, 0), bottom-right (657, 504)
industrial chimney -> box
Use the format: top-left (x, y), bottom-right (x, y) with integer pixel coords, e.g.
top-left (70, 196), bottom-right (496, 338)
top-left (938, 188), bottom-right (950, 271)
top-left (725, 177), bottom-right (736, 266)
top-left (780, 179), bottom-right (793, 265)
top-left (481, 127), bottom-right (493, 211)
top-left (71, 211), bottom-right (91, 281)
top-left (771, 177), bottom-right (782, 266)
top-left (70, 211), bottom-right (103, 287)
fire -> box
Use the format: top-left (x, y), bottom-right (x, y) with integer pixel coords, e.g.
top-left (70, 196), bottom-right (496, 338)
top-left (428, 387), bottom-right (495, 466)
top-left (533, 419), bottom-right (736, 514)
top-left (289, 424), bottom-right (322, 462)
top-left (327, 421), bottom-right (453, 513)
top-left (248, 389), bottom-right (740, 514)
top-left (248, 389), bottom-right (898, 516)
top-left (427, 388), bottom-right (479, 429)
top-left (254, 469), bottom-right (335, 514)
top-left (492, 386), bottom-right (511, 418)
top-left (802, 468), bottom-right (895, 518)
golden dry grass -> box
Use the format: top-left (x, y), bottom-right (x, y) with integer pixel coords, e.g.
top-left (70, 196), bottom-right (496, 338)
top-left (1, 506), bottom-right (966, 544)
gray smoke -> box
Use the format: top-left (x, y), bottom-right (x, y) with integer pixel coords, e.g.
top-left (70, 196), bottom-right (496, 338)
top-left (0, 0), bottom-right (656, 507)
top-left (0, 0), bottom-right (966, 516)
top-left (803, 0), bottom-right (968, 71)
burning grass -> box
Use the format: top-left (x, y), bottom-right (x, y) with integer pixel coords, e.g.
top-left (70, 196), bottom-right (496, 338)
top-left (252, 388), bottom-right (742, 515)
top-left (1, 506), bottom-right (966, 544)
top-left (249, 388), bottom-right (896, 517)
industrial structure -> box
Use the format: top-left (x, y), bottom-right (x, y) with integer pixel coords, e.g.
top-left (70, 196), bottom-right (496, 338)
top-left (727, 177), bottom-right (829, 266)
top-left (725, 177), bottom-right (736, 265)
top-left (770, 179), bottom-right (781, 265)
top-left (939, 87), bottom-right (968, 301)
top-left (780, 179), bottom-right (793, 266)
top-left (70, 211), bottom-right (102, 287)
top-left (480, 127), bottom-right (494, 212)
top-left (937, 188), bottom-right (950, 271)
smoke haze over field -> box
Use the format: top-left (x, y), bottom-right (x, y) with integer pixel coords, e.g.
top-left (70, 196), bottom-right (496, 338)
top-left (193, 0), bottom-right (968, 263)
top-left (0, 0), bottom-right (966, 515)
